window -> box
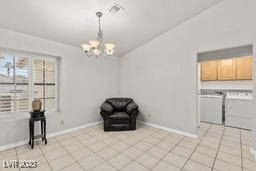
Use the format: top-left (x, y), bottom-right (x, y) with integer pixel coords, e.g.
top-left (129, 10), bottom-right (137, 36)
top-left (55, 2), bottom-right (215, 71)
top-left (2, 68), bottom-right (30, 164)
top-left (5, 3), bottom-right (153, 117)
top-left (0, 54), bottom-right (57, 114)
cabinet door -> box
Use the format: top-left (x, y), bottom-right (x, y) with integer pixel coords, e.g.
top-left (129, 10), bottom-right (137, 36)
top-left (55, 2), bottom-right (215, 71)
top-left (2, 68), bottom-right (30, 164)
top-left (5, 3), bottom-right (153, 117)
top-left (218, 59), bottom-right (236, 80)
top-left (236, 56), bottom-right (252, 80)
top-left (201, 61), bottom-right (218, 81)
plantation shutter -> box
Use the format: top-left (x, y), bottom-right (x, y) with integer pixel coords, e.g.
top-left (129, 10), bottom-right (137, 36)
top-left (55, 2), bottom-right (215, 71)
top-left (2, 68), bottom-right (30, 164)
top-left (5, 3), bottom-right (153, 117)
top-left (0, 56), bottom-right (29, 113)
top-left (33, 59), bottom-right (56, 110)
top-left (0, 53), bottom-right (57, 114)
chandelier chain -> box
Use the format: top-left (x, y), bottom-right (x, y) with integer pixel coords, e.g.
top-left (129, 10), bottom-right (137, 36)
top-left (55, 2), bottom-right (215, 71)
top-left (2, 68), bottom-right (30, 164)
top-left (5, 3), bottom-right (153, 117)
top-left (98, 14), bottom-right (101, 31)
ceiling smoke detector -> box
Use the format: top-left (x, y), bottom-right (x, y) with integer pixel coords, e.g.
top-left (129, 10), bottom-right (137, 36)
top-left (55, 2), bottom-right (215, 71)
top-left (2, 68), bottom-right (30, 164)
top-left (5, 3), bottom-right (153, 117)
top-left (109, 3), bottom-right (124, 14)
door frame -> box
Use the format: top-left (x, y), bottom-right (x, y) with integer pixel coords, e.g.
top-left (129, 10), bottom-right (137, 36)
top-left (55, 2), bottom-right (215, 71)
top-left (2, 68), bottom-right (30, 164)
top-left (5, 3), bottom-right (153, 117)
top-left (251, 43), bottom-right (256, 158)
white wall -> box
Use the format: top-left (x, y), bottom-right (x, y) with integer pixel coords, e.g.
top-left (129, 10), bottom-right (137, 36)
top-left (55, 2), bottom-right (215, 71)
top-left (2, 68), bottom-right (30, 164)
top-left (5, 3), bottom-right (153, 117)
top-left (120, 0), bottom-right (256, 137)
top-left (201, 80), bottom-right (253, 90)
top-left (253, 44), bottom-right (256, 154)
top-left (0, 28), bottom-right (120, 146)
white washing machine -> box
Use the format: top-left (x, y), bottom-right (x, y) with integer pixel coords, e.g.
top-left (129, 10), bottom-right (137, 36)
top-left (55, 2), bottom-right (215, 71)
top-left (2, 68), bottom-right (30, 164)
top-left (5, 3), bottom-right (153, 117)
top-left (200, 94), bottom-right (223, 124)
top-left (225, 92), bottom-right (253, 130)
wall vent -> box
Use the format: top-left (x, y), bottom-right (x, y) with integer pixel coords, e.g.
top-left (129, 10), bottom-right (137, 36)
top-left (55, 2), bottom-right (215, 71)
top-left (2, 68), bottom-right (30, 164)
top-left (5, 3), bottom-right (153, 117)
top-left (109, 3), bottom-right (124, 14)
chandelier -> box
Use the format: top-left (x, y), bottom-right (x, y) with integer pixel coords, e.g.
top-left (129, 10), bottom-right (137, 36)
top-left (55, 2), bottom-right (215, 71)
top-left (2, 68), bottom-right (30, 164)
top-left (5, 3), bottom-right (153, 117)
top-left (81, 12), bottom-right (115, 57)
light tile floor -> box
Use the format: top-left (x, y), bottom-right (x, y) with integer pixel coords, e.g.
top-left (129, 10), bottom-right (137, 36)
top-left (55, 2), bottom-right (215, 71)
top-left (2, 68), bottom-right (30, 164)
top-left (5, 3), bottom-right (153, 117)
top-left (0, 122), bottom-right (255, 171)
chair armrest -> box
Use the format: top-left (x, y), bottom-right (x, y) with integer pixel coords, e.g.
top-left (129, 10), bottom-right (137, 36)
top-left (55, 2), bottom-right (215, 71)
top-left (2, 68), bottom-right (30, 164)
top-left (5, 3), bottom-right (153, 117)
top-left (126, 102), bottom-right (138, 114)
top-left (100, 102), bottom-right (113, 114)
top-left (100, 110), bottom-right (110, 120)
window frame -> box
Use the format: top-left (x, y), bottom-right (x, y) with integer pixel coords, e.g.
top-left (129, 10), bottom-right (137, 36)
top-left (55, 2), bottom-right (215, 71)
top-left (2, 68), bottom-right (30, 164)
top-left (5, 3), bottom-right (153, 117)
top-left (0, 49), bottom-right (59, 114)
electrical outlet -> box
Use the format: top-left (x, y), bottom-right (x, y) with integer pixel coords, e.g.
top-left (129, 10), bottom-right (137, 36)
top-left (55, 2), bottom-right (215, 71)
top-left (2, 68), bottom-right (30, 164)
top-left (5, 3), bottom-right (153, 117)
top-left (60, 120), bottom-right (64, 125)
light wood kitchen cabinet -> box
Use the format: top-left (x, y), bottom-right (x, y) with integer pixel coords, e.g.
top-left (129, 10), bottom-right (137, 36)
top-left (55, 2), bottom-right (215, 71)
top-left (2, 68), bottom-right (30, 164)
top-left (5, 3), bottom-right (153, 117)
top-left (201, 60), bottom-right (218, 81)
top-left (236, 56), bottom-right (252, 80)
top-left (218, 59), bottom-right (236, 80)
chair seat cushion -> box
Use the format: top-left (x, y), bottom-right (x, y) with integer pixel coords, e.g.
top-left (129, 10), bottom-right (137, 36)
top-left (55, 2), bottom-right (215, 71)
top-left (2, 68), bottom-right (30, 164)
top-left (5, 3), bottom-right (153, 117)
top-left (109, 112), bottom-right (130, 120)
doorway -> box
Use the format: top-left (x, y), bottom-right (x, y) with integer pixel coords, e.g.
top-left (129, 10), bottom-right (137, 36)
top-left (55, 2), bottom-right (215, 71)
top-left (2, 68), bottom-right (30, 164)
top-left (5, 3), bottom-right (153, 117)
top-left (195, 44), bottom-right (256, 160)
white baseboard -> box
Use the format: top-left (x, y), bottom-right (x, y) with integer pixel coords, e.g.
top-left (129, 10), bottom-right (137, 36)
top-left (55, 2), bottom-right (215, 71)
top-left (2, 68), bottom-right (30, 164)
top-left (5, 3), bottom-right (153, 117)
top-left (250, 147), bottom-right (256, 160)
top-left (138, 120), bottom-right (198, 139)
top-left (0, 121), bottom-right (102, 152)
top-left (0, 140), bottom-right (28, 152)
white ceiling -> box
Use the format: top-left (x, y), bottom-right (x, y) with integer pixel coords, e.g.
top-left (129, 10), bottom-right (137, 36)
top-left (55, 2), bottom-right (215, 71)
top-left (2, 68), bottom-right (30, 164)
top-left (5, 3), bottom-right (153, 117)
top-left (0, 0), bottom-right (222, 56)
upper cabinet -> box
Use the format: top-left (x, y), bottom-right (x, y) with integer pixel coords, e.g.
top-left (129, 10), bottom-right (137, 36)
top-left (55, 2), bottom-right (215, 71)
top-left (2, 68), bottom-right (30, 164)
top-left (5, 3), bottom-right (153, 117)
top-left (236, 56), bottom-right (252, 80)
top-left (218, 59), bottom-right (236, 80)
top-left (200, 56), bottom-right (252, 81)
top-left (201, 60), bottom-right (218, 81)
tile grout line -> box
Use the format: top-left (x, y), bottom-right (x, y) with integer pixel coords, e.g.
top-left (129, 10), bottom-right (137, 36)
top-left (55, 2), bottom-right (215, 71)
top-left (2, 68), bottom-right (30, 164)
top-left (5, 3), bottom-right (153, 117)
top-left (16, 141), bottom-right (53, 170)
top-left (41, 141), bottom-right (64, 167)
top-left (38, 142), bottom-right (54, 170)
top-left (92, 125), bottom-right (155, 170)
top-left (151, 135), bottom-right (185, 170)
top-left (39, 137), bottom-right (70, 170)
top-left (116, 126), bottom-right (169, 170)
top-left (210, 127), bottom-right (245, 169)
top-left (14, 147), bottom-right (20, 171)
top-left (217, 128), bottom-right (245, 168)
top-left (211, 125), bottom-right (226, 171)
top-left (55, 137), bottom-right (86, 171)
top-left (55, 124), bottom-right (155, 170)
top-left (65, 127), bottom-right (112, 170)
top-left (38, 129), bottom-right (94, 170)
top-left (93, 125), bottom-right (179, 170)
top-left (77, 129), bottom-right (126, 170)
top-left (52, 125), bottom-right (119, 170)
top-left (75, 125), bottom-right (136, 170)
top-left (240, 129), bottom-right (244, 171)
top-left (19, 124), bottom-right (180, 170)
top-left (57, 125), bottom-right (119, 170)
top-left (66, 127), bottom-right (110, 170)
top-left (181, 123), bottom-right (212, 170)
top-left (18, 124), bottom-right (202, 170)
top-left (134, 128), bottom-right (185, 169)
top-left (39, 139), bottom-right (66, 165)
top-left (10, 124), bottom-right (192, 171)
top-left (97, 125), bottom-right (165, 170)
top-left (129, 133), bottom-right (184, 170)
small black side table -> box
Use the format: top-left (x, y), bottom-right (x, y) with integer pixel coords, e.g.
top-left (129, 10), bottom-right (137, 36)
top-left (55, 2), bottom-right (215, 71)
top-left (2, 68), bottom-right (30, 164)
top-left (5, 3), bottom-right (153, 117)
top-left (28, 111), bottom-right (47, 149)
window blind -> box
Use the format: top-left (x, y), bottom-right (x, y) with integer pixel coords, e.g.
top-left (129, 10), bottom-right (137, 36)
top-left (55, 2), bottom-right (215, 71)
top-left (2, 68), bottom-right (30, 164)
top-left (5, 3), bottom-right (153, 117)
top-left (0, 54), bottom-right (57, 114)
top-left (33, 59), bottom-right (56, 110)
